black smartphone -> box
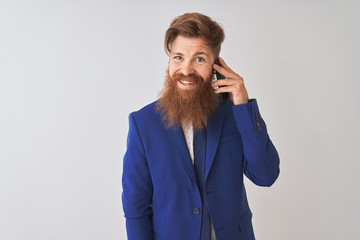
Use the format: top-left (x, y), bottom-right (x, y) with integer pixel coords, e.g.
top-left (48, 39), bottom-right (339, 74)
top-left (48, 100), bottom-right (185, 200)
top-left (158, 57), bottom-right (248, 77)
top-left (214, 58), bottom-right (229, 104)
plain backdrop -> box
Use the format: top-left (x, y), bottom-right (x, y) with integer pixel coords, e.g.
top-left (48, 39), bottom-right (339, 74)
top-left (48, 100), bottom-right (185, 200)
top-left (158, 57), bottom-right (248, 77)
top-left (1, 0), bottom-right (359, 239)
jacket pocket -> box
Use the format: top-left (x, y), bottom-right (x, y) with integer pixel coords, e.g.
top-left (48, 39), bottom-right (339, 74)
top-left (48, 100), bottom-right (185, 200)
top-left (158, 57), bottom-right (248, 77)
top-left (220, 133), bottom-right (241, 144)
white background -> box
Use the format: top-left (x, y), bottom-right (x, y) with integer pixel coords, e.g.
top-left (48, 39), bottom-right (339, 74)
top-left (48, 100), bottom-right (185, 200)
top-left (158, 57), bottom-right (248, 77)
top-left (1, 0), bottom-right (359, 239)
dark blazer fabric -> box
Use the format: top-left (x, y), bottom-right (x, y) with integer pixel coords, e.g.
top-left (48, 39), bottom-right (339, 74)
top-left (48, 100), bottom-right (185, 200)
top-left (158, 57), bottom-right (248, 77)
top-left (122, 99), bottom-right (280, 240)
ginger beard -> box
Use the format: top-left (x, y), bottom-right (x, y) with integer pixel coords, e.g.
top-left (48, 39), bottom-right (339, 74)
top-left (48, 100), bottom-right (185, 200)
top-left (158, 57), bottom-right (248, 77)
top-left (156, 70), bottom-right (219, 130)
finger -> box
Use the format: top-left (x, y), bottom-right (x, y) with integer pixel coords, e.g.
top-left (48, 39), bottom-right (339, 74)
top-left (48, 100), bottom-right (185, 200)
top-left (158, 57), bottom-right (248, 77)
top-left (213, 64), bottom-right (238, 79)
top-left (214, 85), bottom-right (235, 94)
top-left (211, 78), bottom-right (237, 87)
top-left (218, 57), bottom-right (231, 71)
top-left (213, 63), bottom-right (229, 76)
top-left (212, 77), bottom-right (243, 87)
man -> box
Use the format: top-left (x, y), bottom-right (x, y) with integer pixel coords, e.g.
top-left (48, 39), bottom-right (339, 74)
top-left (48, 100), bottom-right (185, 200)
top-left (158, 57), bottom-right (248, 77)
top-left (122, 13), bottom-right (280, 240)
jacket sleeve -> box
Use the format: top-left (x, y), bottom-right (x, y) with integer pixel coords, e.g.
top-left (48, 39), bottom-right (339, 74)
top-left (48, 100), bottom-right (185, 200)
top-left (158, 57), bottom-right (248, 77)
top-left (232, 99), bottom-right (280, 186)
top-left (122, 113), bottom-right (154, 240)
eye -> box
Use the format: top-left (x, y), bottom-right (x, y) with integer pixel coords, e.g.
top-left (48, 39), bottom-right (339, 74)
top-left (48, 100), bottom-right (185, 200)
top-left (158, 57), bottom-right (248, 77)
top-left (173, 56), bottom-right (183, 60)
top-left (195, 57), bottom-right (205, 63)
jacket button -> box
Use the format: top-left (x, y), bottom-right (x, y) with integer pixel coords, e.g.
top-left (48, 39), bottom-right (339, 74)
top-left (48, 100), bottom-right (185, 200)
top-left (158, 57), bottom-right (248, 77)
top-left (257, 121), bottom-right (262, 131)
top-left (255, 112), bottom-right (262, 131)
top-left (193, 208), bottom-right (200, 214)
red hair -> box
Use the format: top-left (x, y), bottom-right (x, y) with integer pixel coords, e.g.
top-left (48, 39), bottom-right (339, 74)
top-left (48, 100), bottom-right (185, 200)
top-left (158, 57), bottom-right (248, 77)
top-left (164, 13), bottom-right (225, 57)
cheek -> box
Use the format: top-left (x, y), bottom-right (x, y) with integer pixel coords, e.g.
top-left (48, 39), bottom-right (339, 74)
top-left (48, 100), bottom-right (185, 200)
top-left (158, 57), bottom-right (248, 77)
top-left (168, 63), bottom-right (178, 76)
top-left (199, 67), bottom-right (214, 82)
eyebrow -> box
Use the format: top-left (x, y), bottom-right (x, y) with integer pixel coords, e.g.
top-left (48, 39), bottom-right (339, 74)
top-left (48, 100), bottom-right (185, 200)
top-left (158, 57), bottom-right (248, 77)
top-left (171, 52), bottom-right (184, 56)
top-left (193, 51), bottom-right (209, 57)
top-left (171, 51), bottom-right (210, 57)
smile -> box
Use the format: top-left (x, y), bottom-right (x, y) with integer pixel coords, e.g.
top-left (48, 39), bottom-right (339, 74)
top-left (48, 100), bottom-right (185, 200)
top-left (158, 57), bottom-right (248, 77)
top-left (180, 80), bottom-right (194, 86)
top-left (177, 80), bottom-right (196, 89)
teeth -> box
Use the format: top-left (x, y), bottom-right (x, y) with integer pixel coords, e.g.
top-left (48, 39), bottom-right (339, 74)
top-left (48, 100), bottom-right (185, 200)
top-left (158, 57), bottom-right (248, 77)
top-left (180, 80), bottom-right (193, 85)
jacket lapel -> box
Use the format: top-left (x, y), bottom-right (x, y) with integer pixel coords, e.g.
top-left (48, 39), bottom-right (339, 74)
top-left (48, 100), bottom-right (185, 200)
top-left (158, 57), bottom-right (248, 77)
top-left (167, 103), bottom-right (226, 184)
top-left (167, 125), bottom-right (198, 184)
top-left (205, 104), bottom-right (226, 180)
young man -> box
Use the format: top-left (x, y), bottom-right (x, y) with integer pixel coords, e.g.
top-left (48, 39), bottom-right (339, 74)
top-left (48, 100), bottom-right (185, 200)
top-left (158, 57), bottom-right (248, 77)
top-left (122, 13), bottom-right (280, 240)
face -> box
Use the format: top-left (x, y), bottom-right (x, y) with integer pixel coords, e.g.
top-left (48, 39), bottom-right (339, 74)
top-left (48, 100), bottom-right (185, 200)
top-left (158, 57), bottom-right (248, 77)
top-left (157, 36), bottom-right (219, 129)
top-left (168, 36), bottom-right (215, 90)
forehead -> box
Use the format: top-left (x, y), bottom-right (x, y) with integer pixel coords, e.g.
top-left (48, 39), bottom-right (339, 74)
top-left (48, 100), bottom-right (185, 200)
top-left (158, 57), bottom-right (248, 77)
top-left (171, 36), bottom-right (212, 55)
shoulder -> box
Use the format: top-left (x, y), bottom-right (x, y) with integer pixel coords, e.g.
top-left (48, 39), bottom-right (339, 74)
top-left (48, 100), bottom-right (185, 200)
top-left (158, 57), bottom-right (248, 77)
top-left (129, 100), bottom-right (162, 127)
top-left (132, 101), bottom-right (157, 116)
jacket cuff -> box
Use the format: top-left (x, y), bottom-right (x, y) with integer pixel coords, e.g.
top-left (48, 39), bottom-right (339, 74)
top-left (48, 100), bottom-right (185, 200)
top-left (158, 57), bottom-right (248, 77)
top-left (231, 98), bottom-right (265, 133)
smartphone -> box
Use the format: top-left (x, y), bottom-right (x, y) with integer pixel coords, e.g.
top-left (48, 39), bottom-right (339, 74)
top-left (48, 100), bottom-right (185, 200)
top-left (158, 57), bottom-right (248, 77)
top-left (213, 58), bottom-right (229, 104)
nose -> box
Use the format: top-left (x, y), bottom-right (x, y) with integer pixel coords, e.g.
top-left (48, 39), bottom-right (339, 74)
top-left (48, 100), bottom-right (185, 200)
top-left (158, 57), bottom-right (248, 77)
top-left (180, 61), bottom-right (195, 76)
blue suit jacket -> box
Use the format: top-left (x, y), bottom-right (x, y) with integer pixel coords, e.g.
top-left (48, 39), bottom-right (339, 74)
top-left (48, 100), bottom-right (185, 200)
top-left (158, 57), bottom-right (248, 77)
top-left (122, 99), bottom-right (280, 240)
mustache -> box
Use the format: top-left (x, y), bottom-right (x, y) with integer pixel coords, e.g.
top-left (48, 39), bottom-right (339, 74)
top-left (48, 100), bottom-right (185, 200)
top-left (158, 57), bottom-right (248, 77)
top-left (172, 73), bottom-right (204, 84)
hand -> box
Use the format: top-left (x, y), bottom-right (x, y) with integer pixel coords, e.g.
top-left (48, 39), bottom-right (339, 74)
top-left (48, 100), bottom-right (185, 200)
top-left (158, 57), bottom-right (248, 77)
top-left (212, 57), bottom-right (249, 105)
